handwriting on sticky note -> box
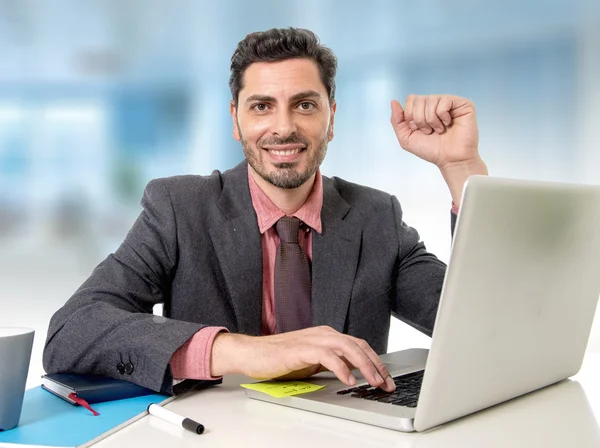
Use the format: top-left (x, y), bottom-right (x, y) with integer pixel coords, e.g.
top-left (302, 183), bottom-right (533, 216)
top-left (241, 381), bottom-right (325, 398)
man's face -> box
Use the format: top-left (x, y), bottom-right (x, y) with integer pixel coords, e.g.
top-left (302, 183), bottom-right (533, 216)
top-left (231, 58), bottom-right (336, 189)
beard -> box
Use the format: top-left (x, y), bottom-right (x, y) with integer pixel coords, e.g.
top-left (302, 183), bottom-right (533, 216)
top-left (240, 126), bottom-right (330, 190)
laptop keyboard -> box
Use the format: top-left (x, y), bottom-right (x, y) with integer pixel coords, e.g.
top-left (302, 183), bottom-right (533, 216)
top-left (336, 370), bottom-right (424, 408)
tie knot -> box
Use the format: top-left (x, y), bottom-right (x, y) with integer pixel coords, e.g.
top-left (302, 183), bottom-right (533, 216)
top-left (276, 217), bottom-right (301, 243)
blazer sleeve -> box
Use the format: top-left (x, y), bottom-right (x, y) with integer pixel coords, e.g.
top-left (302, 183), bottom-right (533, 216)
top-left (43, 179), bottom-right (205, 394)
top-left (390, 196), bottom-right (450, 337)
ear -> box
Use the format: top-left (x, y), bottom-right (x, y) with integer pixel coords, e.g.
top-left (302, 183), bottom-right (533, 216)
top-left (230, 101), bottom-right (241, 141)
top-left (328, 100), bottom-right (337, 142)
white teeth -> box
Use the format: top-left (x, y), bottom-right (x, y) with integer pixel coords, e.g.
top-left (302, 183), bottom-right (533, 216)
top-left (269, 148), bottom-right (301, 156)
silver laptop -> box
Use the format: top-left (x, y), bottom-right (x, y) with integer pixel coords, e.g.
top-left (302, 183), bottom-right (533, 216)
top-left (245, 175), bottom-right (600, 432)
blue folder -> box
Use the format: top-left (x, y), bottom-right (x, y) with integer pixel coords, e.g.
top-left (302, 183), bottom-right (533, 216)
top-left (0, 386), bottom-right (171, 447)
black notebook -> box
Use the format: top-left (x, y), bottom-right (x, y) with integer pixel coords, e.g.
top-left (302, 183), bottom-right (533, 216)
top-left (41, 373), bottom-right (156, 405)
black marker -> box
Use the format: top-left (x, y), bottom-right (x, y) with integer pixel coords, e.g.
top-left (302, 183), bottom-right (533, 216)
top-left (147, 403), bottom-right (204, 434)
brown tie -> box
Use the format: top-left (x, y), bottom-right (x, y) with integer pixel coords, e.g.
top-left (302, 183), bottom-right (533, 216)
top-left (274, 217), bottom-right (312, 333)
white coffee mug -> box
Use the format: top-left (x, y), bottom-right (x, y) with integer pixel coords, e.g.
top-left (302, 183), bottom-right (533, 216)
top-left (0, 327), bottom-right (34, 432)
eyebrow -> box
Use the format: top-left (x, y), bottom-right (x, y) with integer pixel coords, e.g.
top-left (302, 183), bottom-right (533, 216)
top-left (244, 90), bottom-right (323, 104)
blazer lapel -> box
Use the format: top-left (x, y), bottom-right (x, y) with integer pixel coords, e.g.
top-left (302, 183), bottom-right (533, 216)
top-left (311, 178), bottom-right (362, 332)
top-left (209, 162), bottom-right (263, 336)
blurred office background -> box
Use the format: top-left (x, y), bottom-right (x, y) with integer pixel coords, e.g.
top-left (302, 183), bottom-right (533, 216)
top-left (1, 0), bottom-right (599, 388)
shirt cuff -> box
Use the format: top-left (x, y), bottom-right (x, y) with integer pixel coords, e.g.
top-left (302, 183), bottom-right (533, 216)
top-left (451, 202), bottom-right (459, 215)
top-left (170, 326), bottom-right (229, 380)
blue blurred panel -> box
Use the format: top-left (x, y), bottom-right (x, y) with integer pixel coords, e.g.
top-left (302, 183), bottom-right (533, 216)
top-left (111, 91), bottom-right (159, 154)
top-left (110, 86), bottom-right (191, 157)
top-left (0, 138), bottom-right (27, 174)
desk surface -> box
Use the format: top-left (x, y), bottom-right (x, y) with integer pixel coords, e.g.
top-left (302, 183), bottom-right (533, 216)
top-left (95, 352), bottom-right (600, 448)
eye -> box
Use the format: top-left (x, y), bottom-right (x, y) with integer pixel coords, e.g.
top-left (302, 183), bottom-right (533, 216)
top-left (251, 103), bottom-right (269, 112)
top-left (298, 102), bottom-right (315, 111)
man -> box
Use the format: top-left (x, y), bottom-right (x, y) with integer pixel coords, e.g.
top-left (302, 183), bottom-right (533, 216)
top-left (43, 28), bottom-right (488, 395)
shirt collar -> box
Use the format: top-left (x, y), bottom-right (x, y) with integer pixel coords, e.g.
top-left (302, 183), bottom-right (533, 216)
top-left (248, 166), bottom-right (323, 235)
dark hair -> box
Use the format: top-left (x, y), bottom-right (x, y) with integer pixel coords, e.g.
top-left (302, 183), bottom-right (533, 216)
top-left (229, 27), bottom-right (337, 105)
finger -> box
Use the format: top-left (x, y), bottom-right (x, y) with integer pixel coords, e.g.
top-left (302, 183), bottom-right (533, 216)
top-left (411, 96), bottom-right (433, 135)
top-left (436, 96), bottom-right (454, 127)
top-left (425, 96), bottom-right (445, 134)
top-left (403, 94), bottom-right (415, 125)
top-left (311, 327), bottom-right (390, 390)
top-left (390, 100), bottom-right (405, 127)
top-left (404, 95), bottom-right (419, 132)
top-left (314, 348), bottom-right (356, 386)
top-left (348, 337), bottom-right (395, 392)
top-left (326, 337), bottom-right (386, 389)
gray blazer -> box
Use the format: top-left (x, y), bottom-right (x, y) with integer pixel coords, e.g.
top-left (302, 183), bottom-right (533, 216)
top-left (43, 161), bottom-right (453, 394)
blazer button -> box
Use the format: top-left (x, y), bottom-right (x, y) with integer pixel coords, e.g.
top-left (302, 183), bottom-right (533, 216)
top-left (124, 362), bottom-right (134, 375)
top-left (117, 362), bottom-right (126, 374)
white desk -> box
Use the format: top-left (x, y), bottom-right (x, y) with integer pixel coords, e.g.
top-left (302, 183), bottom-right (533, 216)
top-left (96, 352), bottom-right (600, 448)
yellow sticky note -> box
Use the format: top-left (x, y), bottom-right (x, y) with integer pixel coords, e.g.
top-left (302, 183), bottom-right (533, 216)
top-left (241, 381), bottom-right (325, 398)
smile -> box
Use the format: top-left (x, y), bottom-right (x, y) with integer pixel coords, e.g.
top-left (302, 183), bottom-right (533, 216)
top-left (267, 148), bottom-right (303, 156)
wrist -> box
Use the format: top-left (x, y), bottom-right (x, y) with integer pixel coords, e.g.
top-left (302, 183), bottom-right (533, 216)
top-left (210, 333), bottom-right (251, 377)
top-left (439, 157), bottom-right (488, 207)
top-left (439, 156), bottom-right (488, 177)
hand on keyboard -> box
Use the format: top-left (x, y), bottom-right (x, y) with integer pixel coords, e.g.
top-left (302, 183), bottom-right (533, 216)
top-left (210, 326), bottom-right (396, 392)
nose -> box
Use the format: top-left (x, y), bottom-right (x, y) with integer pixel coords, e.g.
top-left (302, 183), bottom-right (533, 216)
top-left (272, 108), bottom-right (297, 137)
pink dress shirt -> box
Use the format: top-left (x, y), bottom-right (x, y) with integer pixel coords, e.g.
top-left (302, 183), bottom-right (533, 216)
top-left (169, 167), bottom-right (323, 380)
